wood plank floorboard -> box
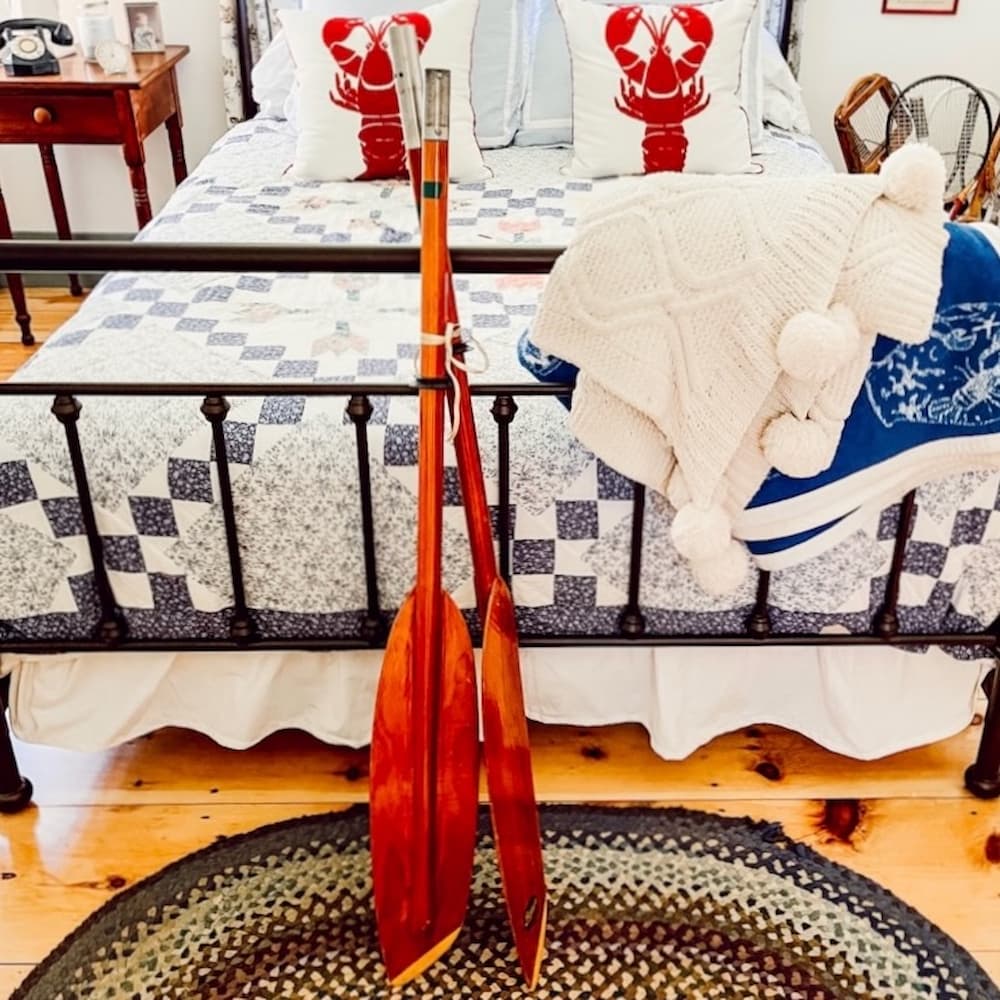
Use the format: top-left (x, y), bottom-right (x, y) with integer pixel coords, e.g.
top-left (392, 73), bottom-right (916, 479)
top-left (0, 967), bottom-right (32, 997)
top-left (0, 285), bottom-right (81, 378)
top-left (0, 288), bottom-right (998, 990)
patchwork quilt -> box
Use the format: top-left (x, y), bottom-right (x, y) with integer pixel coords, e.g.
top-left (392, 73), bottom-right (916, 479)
top-left (0, 120), bottom-right (997, 652)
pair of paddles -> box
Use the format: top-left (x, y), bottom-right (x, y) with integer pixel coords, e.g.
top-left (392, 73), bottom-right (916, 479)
top-left (368, 28), bottom-right (547, 989)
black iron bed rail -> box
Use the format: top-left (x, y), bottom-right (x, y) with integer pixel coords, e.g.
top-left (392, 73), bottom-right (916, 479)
top-left (0, 237), bottom-right (998, 812)
top-left (0, 242), bottom-right (564, 275)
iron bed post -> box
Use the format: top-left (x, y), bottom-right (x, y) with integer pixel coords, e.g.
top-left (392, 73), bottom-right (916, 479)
top-left (748, 572), bottom-right (773, 638)
top-left (202, 396), bottom-right (257, 642)
top-left (619, 484), bottom-right (647, 637)
top-left (965, 667), bottom-right (1000, 799)
top-left (0, 676), bottom-right (31, 814)
top-left (347, 394), bottom-right (387, 643)
top-left (491, 394), bottom-right (517, 585)
top-left (875, 490), bottom-right (918, 638)
top-left (52, 395), bottom-right (126, 643)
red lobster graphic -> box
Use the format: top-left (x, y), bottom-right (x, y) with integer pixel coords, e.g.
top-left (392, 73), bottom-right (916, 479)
top-left (323, 14), bottom-right (432, 180)
top-left (605, 5), bottom-right (714, 174)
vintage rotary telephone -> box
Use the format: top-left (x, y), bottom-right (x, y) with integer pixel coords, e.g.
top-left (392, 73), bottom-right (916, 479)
top-left (0, 18), bottom-right (73, 77)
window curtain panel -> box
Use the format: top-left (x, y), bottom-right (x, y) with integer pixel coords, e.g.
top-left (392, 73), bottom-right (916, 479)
top-left (219, 0), bottom-right (277, 127)
top-left (764, 0), bottom-right (804, 75)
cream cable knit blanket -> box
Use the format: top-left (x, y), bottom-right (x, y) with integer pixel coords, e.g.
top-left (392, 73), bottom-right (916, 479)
top-left (532, 145), bottom-right (949, 593)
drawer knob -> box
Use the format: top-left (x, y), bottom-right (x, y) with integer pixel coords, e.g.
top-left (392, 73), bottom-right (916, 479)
top-left (32, 107), bottom-right (54, 126)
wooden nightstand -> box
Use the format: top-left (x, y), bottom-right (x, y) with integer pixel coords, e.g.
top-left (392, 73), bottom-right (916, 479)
top-left (0, 45), bottom-right (190, 345)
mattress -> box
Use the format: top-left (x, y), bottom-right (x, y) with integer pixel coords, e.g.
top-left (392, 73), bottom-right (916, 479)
top-left (0, 119), bottom-right (991, 758)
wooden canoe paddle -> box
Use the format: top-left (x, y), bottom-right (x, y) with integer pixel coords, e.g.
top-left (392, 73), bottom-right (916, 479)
top-left (389, 28), bottom-right (548, 988)
top-left (368, 67), bottom-right (480, 987)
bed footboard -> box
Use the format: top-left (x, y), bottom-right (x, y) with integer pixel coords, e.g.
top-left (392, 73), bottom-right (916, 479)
top-left (0, 676), bottom-right (32, 814)
top-left (0, 239), bottom-right (997, 813)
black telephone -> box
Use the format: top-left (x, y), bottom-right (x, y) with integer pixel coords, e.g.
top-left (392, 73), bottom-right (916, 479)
top-left (0, 19), bottom-right (74, 77)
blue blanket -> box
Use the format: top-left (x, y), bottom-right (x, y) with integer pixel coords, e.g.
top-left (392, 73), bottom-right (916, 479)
top-left (519, 222), bottom-right (1000, 568)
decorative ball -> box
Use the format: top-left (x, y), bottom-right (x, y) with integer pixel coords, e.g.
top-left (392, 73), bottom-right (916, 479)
top-left (777, 305), bottom-right (862, 383)
top-left (670, 502), bottom-right (732, 561)
top-left (691, 540), bottom-right (751, 595)
top-left (666, 469), bottom-right (690, 510)
top-left (880, 143), bottom-right (946, 212)
top-left (762, 413), bottom-right (838, 478)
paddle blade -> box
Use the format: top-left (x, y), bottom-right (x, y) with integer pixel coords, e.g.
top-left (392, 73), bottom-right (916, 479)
top-left (481, 579), bottom-right (548, 988)
top-left (370, 591), bottom-right (480, 985)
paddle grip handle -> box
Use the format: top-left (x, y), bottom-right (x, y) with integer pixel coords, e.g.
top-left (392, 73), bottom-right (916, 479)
top-left (425, 69), bottom-right (450, 141)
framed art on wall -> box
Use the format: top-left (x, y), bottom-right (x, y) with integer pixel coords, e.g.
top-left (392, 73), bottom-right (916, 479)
top-left (882, 0), bottom-right (958, 13)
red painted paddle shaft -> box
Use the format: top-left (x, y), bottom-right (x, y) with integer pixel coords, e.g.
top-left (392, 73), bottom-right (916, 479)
top-left (412, 135), bottom-right (450, 931)
top-left (406, 147), bottom-right (497, 618)
top-left (446, 289), bottom-right (498, 617)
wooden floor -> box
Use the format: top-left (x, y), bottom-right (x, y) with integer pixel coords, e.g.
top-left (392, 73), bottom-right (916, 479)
top-left (1, 291), bottom-right (999, 995)
top-left (1, 720), bottom-right (998, 995)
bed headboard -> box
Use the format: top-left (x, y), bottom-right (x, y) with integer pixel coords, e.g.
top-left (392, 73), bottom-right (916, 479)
top-left (226, 0), bottom-right (805, 126)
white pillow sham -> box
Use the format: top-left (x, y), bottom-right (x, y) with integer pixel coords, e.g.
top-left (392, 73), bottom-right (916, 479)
top-left (760, 27), bottom-right (811, 134)
top-left (280, 1), bottom-right (488, 182)
top-left (517, 0), bottom-right (765, 150)
top-left (254, 0), bottom-right (523, 149)
top-left (557, 0), bottom-right (758, 178)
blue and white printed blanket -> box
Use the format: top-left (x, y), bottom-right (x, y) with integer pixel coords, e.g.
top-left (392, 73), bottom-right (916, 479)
top-left (0, 120), bottom-right (997, 654)
top-left (739, 223), bottom-right (1000, 565)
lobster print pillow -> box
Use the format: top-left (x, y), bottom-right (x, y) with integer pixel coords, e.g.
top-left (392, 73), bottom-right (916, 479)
top-left (280, 0), bottom-right (487, 182)
top-left (556, 0), bottom-right (759, 178)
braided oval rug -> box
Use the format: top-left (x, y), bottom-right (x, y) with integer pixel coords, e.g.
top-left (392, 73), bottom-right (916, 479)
top-left (14, 805), bottom-right (998, 1000)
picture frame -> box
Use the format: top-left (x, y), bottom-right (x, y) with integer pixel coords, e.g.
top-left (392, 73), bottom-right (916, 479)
top-left (124, 1), bottom-right (165, 53)
top-left (882, 0), bottom-right (959, 13)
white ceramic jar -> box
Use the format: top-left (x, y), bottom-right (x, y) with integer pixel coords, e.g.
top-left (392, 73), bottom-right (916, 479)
top-left (77, 0), bottom-right (116, 62)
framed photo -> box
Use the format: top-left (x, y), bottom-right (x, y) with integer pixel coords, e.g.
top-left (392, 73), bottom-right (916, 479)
top-left (882, 0), bottom-right (959, 13)
top-left (124, 2), bottom-right (165, 53)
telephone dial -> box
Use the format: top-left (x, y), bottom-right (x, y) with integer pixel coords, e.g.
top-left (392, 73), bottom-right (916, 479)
top-left (0, 18), bottom-right (74, 77)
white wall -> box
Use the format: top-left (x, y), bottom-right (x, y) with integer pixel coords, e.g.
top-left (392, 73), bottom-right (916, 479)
top-left (0, 0), bottom-right (227, 235)
top-left (798, 0), bottom-right (1000, 168)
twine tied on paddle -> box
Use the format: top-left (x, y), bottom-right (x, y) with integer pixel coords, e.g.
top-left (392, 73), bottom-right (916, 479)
top-left (418, 322), bottom-right (489, 441)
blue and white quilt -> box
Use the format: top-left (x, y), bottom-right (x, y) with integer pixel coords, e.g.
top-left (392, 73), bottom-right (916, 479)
top-left (0, 119), bottom-right (997, 652)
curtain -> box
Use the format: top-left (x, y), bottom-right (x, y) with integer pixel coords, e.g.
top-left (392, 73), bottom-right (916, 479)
top-left (764, 0), bottom-right (806, 76)
top-left (218, 0), bottom-right (276, 128)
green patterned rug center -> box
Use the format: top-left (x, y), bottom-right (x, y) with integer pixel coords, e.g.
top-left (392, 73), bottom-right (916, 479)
top-left (14, 806), bottom-right (998, 999)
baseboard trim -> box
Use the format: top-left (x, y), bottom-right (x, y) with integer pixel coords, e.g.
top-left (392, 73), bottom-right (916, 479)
top-left (0, 232), bottom-right (134, 289)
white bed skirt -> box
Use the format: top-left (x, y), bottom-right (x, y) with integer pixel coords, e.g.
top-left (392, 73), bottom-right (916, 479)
top-left (4, 646), bottom-right (987, 761)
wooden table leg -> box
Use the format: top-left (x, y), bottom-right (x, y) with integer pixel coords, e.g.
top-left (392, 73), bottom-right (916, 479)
top-left (165, 111), bottom-right (188, 185)
top-left (0, 180), bottom-right (33, 347)
top-left (123, 143), bottom-right (153, 230)
top-left (116, 92), bottom-right (153, 230)
top-left (38, 143), bottom-right (83, 298)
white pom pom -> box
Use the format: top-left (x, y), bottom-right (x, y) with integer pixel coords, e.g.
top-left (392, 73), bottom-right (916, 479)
top-left (690, 540), bottom-right (751, 595)
top-left (880, 143), bottom-right (946, 212)
top-left (666, 469), bottom-right (690, 510)
top-left (670, 502), bottom-right (732, 561)
top-left (762, 413), bottom-right (837, 478)
top-left (777, 306), bottom-right (861, 383)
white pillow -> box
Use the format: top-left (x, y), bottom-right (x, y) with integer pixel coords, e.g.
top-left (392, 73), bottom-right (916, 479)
top-left (252, 32), bottom-right (296, 118)
top-left (280, 1), bottom-right (488, 181)
top-left (517, 0), bottom-right (765, 150)
top-left (277, 0), bottom-right (522, 148)
top-left (557, 0), bottom-right (758, 177)
top-left (761, 27), bottom-right (811, 134)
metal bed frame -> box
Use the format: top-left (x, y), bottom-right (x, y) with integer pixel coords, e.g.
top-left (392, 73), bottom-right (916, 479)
top-left (1, 2), bottom-right (998, 814)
